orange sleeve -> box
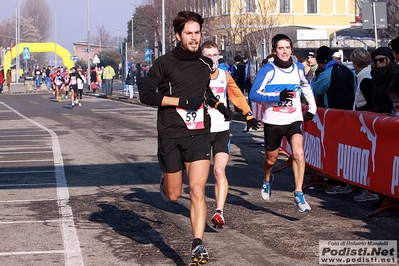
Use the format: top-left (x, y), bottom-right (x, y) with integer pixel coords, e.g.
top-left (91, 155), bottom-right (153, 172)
top-left (226, 71), bottom-right (252, 117)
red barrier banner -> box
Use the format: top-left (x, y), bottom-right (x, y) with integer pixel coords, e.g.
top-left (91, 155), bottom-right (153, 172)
top-left (252, 103), bottom-right (399, 199)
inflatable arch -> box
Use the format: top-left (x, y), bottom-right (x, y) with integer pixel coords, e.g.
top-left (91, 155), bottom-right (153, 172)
top-left (4, 42), bottom-right (74, 72)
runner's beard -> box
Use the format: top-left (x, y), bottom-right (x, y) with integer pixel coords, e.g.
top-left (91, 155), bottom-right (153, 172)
top-left (181, 41), bottom-right (199, 53)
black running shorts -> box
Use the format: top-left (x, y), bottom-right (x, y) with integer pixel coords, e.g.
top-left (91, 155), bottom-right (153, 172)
top-left (263, 121), bottom-right (303, 151)
top-left (211, 130), bottom-right (230, 157)
top-left (158, 133), bottom-right (211, 173)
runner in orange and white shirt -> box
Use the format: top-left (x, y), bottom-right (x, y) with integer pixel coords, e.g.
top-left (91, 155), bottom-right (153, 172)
top-left (201, 40), bottom-right (261, 228)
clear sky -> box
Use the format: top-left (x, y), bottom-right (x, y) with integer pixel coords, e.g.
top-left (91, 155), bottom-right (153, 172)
top-left (1, 0), bottom-right (145, 54)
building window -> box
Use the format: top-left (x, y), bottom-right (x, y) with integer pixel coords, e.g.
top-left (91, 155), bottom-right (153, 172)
top-left (211, 0), bottom-right (217, 16)
top-left (202, 1), bottom-right (209, 17)
top-left (307, 0), bottom-right (317, 14)
top-left (244, 0), bottom-right (256, 13)
top-left (279, 0), bottom-right (290, 13)
top-left (221, 0), bottom-right (229, 14)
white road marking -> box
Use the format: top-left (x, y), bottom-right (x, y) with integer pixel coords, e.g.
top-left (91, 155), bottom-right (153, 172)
top-left (0, 219), bottom-right (60, 224)
top-left (0, 170), bottom-right (55, 174)
top-left (0, 159), bottom-right (54, 163)
top-left (0, 151), bottom-right (53, 154)
top-left (0, 250), bottom-right (66, 256)
top-left (1, 102), bottom-right (84, 266)
top-left (0, 183), bottom-right (56, 187)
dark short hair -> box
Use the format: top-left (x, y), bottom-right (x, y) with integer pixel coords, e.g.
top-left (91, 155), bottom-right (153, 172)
top-left (201, 40), bottom-right (218, 50)
top-left (272, 34), bottom-right (292, 51)
top-left (173, 11), bottom-right (204, 36)
top-left (266, 54), bottom-right (274, 60)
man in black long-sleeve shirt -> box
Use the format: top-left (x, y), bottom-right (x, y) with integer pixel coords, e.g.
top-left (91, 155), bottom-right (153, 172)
top-left (140, 11), bottom-right (231, 266)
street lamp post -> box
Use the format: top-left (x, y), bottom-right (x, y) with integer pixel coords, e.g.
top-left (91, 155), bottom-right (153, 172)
top-left (132, 15), bottom-right (134, 60)
top-left (117, 28), bottom-right (120, 49)
top-left (16, 0), bottom-right (22, 83)
top-left (162, 0), bottom-right (165, 55)
top-left (87, 0), bottom-right (91, 91)
top-left (54, 0), bottom-right (57, 67)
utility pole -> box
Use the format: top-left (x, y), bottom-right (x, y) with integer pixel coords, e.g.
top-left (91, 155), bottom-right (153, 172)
top-left (87, 0), bottom-right (91, 91)
top-left (132, 15), bottom-right (134, 60)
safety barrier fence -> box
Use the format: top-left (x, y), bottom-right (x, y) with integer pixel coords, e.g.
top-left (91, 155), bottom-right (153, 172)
top-left (252, 103), bottom-right (399, 215)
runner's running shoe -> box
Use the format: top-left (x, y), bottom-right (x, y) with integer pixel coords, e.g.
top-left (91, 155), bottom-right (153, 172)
top-left (294, 191), bottom-right (311, 212)
top-left (261, 174), bottom-right (274, 201)
top-left (211, 209), bottom-right (225, 228)
top-left (188, 245), bottom-right (209, 266)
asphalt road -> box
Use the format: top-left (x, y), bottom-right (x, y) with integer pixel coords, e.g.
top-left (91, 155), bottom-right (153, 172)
top-left (0, 90), bottom-right (398, 266)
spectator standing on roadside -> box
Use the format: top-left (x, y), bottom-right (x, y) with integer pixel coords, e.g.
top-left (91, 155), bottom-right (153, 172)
top-left (34, 66), bottom-right (42, 90)
top-left (125, 62), bottom-right (135, 100)
top-left (0, 65), bottom-right (4, 94)
top-left (346, 48), bottom-right (381, 202)
top-left (327, 48), bottom-right (373, 199)
top-left (311, 46), bottom-right (356, 110)
top-left (311, 46), bottom-right (356, 195)
top-left (370, 47), bottom-right (396, 114)
top-left (201, 40), bottom-right (260, 228)
top-left (90, 66), bottom-right (97, 93)
top-left (243, 54), bottom-right (256, 99)
top-left (103, 64), bottom-right (115, 96)
top-left (140, 11), bottom-right (231, 266)
top-left (351, 46), bottom-right (397, 201)
top-left (265, 54), bottom-right (274, 65)
top-left (250, 34), bottom-right (317, 212)
top-left (233, 55), bottom-right (246, 94)
top-left (97, 67), bottom-right (103, 92)
top-left (332, 52), bottom-right (342, 63)
top-left (228, 56), bottom-right (238, 77)
top-left (351, 48), bottom-right (373, 111)
top-left (232, 55), bottom-right (246, 112)
top-left (217, 58), bottom-right (229, 71)
top-left (6, 68), bottom-right (11, 90)
top-left (306, 51), bottom-right (318, 82)
top-left (387, 37), bottom-right (399, 113)
top-left (134, 63), bottom-right (142, 95)
top-left (45, 66), bottom-right (52, 90)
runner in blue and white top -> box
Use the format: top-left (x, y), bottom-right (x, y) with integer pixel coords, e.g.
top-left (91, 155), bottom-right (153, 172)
top-left (250, 34), bottom-right (317, 213)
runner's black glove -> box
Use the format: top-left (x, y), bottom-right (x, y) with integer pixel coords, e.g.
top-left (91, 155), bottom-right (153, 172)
top-left (206, 97), bottom-right (218, 108)
top-left (303, 111), bottom-right (315, 121)
top-left (217, 104), bottom-right (234, 121)
top-left (280, 88), bottom-right (294, 101)
top-left (178, 96), bottom-right (203, 110)
top-left (246, 118), bottom-right (261, 131)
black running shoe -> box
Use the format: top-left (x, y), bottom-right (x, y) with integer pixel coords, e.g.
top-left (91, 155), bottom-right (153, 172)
top-left (188, 245), bottom-right (209, 265)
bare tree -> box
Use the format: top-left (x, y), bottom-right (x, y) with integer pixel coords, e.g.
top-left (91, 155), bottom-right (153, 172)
top-left (258, 0), bottom-right (287, 55)
top-left (0, 18), bottom-right (16, 48)
top-left (92, 25), bottom-right (112, 48)
top-left (356, 0), bottom-right (399, 41)
top-left (0, 15), bottom-right (42, 67)
top-left (222, 1), bottom-right (286, 59)
top-left (20, 17), bottom-right (40, 43)
top-left (130, 0), bottom-right (287, 60)
top-left (380, 0), bottom-right (399, 40)
top-left (21, 0), bottom-right (51, 42)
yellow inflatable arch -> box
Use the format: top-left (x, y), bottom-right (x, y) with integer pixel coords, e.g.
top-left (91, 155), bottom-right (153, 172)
top-left (4, 42), bottom-right (74, 71)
